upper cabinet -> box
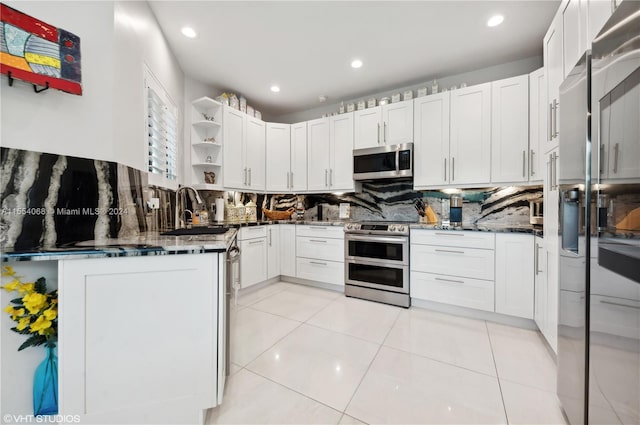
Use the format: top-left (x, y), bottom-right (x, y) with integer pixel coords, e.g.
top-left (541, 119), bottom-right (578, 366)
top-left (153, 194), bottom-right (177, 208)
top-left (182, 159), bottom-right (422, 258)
top-left (290, 122), bottom-right (308, 192)
top-left (491, 75), bottom-right (530, 184)
top-left (449, 83), bottom-right (492, 186)
top-left (529, 68), bottom-right (546, 183)
top-left (265, 123), bottom-right (292, 193)
top-left (413, 92), bottom-right (450, 189)
top-left (307, 114), bottom-right (355, 192)
top-left (544, 12), bottom-right (563, 153)
top-left (189, 97), bottom-right (224, 190)
top-left (223, 107), bottom-right (265, 191)
top-left (354, 100), bottom-right (413, 149)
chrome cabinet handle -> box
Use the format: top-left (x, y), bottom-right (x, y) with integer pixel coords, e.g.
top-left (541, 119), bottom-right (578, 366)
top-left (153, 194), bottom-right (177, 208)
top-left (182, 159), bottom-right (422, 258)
top-left (286, 171), bottom-right (290, 189)
top-left (309, 226), bottom-right (328, 230)
top-left (269, 228), bottom-right (272, 246)
top-left (600, 144), bottom-right (605, 174)
top-left (548, 103), bottom-right (553, 141)
top-left (249, 239), bottom-right (263, 245)
top-left (600, 300), bottom-right (640, 310)
top-left (452, 157), bottom-right (455, 181)
top-left (329, 169), bottom-right (333, 186)
top-left (522, 150), bottom-right (526, 178)
top-left (325, 169), bottom-right (328, 187)
top-left (434, 232), bottom-right (464, 236)
top-left (310, 261), bottom-right (327, 266)
top-left (395, 149), bottom-right (400, 174)
top-left (309, 239), bottom-right (327, 243)
top-left (377, 123), bottom-right (380, 144)
top-left (530, 149), bottom-right (535, 176)
top-left (384, 122), bottom-right (387, 144)
top-left (248, 168), bottom-right (252, 186)
top-left (553, 99), bottom-right (559, 137)
top-left (535, 243), bottom-right (544, 275)
top-left (290, 172), bottom-right (294, 189)
top-left (613, 143), bottom-right (619, 174)
top-left (243, 167), bottom-right (247, 185)
top-left (435, 277), bottom-right (464, 284)
top-left (444, 158), bottom-right (447, 182)
top-left (435, 249), bottom-right (465, 254)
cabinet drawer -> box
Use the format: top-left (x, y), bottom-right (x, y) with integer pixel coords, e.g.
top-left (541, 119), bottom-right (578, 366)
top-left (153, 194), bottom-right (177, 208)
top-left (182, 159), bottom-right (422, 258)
top-left (410, 271), bottom-right (494, 312)
top-left (239, 225), bottom-right (267, 240)
top-left (297, 236), bottom-right (344, 262)
top-left (411, 230), bottom-right (495, 249)
top-left (296, 225), bottom-right (344, 239)
top-left (296, 258), bottom-right (344, 286)
top-left (410, 244), bottom-right (495, 281)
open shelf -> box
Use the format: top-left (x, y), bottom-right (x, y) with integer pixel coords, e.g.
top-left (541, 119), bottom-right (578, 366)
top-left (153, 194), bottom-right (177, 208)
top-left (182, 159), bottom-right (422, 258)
top-left (192, 183), bottom-right (223, 191)
top-left (192, 141), bottom-right (222, 148)
top-left (193, 120), bottom-right (222, 130)
top-left (192, 97), bottom-right (222, 110)
top-left (193, 162), bottom-right (222, 167)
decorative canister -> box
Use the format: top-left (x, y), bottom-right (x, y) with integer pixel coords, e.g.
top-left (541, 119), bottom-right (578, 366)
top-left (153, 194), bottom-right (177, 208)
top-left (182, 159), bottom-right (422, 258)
top-left (338, 102), bottom-right (345, 114)
top-left (235, 203), bottom-right (246, 222)
top-left (403, 90), bottom-right (413, 101)
top-left (367, 98), bottom-right (377, 108)
top-left (239, 96), bottom-right (247, 113)
top-left (356, 100), bottom-right (366, 111)
top-left (254, 110), bottom-right (262, 119)
top-left (346, 103), bottom-right (355, 112)
top-left (391, 93), bottom-right (401, 103)
top-left (379, 97), bottom-right (390, 106)
top-left (226, 203), bottom-right (238, 222)
top-left (245, 200), bottom-right (257, 222)
top-left (417, 87), bottom-right (428, 97)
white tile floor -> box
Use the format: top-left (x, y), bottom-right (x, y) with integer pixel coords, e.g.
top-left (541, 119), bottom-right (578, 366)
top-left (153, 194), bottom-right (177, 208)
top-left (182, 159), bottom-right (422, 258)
top-left (206, 281), bottom-right (567, 425)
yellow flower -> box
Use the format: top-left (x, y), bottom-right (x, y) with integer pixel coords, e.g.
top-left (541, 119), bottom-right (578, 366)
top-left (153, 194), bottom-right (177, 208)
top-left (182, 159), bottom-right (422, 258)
top-left (16, 317), bottom-right (30, 331)
top-left (17, 282), bottom-right (34, 294)
top-left (1, 265), bottom-right (16, 276)
top-left (30, 315), bottom-right (52, 335)
top-left (4, 305), bottom-right (14, 315)
top-left (2, 279), bottom-right (21, 292)
top-left (4, 305), bottom-right (26, 321)
top-left (43, 308), bottom-right (57, 321)
top-left (22, 292), bottom-right (48, 314)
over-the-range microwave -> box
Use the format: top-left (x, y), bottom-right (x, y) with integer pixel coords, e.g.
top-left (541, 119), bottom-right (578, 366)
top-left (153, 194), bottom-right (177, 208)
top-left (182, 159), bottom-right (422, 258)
top-left (352, 143), bottom-right (413, 181)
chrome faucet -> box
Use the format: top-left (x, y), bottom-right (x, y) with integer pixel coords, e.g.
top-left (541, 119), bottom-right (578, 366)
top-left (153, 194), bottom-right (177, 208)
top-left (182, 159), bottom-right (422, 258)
top-left (174, 185), bottom-right (203, 229)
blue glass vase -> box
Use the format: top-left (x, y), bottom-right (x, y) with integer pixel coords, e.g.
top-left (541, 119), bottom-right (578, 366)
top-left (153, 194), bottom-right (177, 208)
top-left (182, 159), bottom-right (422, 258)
top-left (33, 345), bottom-right (58, 416)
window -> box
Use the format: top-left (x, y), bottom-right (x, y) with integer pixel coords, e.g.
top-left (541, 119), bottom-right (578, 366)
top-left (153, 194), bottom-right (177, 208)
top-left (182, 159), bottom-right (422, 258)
top-left (144, 66), bottom-right (178, 188)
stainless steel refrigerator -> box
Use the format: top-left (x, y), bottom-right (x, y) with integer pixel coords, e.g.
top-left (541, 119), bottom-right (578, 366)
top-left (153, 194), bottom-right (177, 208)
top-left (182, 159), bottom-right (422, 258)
top-left (557, 2), bottom-right (640, 424)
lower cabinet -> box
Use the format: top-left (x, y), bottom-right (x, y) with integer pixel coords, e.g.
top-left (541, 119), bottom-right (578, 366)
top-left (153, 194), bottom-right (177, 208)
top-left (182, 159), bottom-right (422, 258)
top-left (59, 254), bottom-right (222, 423)
top-left (495, 233), bottom-right (535, 319)
top-left (295, 225), bottom-right (344, 286)
top-left (266, 224), bottom-right (280, 280)
top-left (239, 226), bottom-right (267, 288)
top-left (280, 224), bottom-right (296, 277)
top-left (410, 271), bottom-right (495, 312)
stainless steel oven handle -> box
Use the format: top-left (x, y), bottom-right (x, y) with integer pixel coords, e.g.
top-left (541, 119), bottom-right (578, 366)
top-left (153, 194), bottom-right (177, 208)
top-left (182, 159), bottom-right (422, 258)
top-left (395, 149), bottom-right (400, 174)
top-left (377, 123), bottom-right (380, 144)
top-left (345, 234), bottom-right (409, 244)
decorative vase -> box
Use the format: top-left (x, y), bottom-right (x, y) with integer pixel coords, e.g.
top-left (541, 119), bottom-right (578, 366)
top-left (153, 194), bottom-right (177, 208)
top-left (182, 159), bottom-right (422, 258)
top-left (33, 344), bottom-right (58, 416)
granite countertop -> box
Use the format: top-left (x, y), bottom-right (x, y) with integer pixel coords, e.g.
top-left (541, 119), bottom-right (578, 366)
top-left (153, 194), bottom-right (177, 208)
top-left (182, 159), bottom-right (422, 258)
top-left (409, 223), bottom-right (542, 235)
top-left (1, 229), bottom-right (238, 262)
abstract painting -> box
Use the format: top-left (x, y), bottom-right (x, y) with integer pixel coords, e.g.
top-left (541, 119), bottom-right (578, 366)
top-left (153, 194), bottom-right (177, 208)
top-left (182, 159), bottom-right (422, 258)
top-left (0, 3), bottom-right (82, 95)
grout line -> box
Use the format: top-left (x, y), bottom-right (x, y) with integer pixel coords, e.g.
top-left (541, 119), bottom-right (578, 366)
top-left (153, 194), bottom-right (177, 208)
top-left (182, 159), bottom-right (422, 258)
top-left (236, 280), bottom-right (290, 307)
top-left (486, 320), bottom-right (510, 424)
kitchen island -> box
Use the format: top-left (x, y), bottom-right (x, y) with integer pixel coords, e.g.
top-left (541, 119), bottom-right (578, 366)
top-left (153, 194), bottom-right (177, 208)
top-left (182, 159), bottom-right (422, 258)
top-left (1, 230), bottom-right (235, 424)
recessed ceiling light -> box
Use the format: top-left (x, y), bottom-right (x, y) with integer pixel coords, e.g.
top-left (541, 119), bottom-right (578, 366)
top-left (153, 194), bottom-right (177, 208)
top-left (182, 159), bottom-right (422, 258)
top-left (270, 85), bottom-right (280, 93)
top-left (351, 59), bottom-right (363, 69)
top-left (487, 15), bottom-right (504, 27)
top-left (181, 27), bottom-right (197, 38)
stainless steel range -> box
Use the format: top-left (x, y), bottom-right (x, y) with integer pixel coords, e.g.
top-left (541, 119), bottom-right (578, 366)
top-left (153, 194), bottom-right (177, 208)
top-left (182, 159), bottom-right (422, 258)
top-left (344, 222), bottom-right (410, 307)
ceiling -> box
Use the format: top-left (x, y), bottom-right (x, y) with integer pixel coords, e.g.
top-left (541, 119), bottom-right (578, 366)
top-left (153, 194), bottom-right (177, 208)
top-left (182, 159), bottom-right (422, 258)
top-left (149, 1), bottom-right (559, 117)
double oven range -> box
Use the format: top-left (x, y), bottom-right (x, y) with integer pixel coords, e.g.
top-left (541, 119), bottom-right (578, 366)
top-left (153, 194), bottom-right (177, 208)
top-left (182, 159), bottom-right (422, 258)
top-left (344, 222), bottom-right (410, 308)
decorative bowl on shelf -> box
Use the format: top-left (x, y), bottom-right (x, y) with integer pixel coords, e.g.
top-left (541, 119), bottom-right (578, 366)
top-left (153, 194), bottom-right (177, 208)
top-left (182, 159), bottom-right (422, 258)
top-left (262, 207), bottom-right (295, 221)
top-left (203, 171), bottom-right (216, 184)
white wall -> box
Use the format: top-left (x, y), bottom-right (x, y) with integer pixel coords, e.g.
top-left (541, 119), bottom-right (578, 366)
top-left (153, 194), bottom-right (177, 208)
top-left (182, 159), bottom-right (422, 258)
top-left (0, 1), bottom-right (185, 175)
top-left (272, 56), bottom-right (543, 123)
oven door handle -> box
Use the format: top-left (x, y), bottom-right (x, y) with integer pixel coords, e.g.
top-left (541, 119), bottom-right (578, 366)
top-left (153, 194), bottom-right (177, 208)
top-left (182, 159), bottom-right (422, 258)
top-left (345, 234), bottom-right (408, 244)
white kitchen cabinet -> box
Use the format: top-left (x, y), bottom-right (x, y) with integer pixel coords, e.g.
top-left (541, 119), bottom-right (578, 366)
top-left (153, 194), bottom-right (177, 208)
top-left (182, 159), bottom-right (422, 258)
top-left (535, 235), bottom-right (558, 352)
top-left (543, 146), bottom-right (560, 352)
top-left (410, 244), bottom-right (495, 281)
top-left (413, 92), bottom-right (450, 189)
top-left (495, 234), bottom-right (535, 319)
top-left (354, 100), bottom-right (413, 149)
top-left (601, 74), bottom-right (640, 182)
top-left (588, 0), bottom-right (613, 42)
top-left (267, 224), bottom-right (280, 280)
top-left (223, 107), bottom-right (265, 191)
top-left (491, 75), bottom-right (530, 184)
top-left (280, 224), bottom-right (296, 277)
top-left (563, 0), bottom-right (587, 77)
top-left (265, 123), bottom-right (292, 193)
top-left (410, 271), bottom-right (495, 312)
top-left (534, 236), bottom-right (548, 332)
top-left (295, 224), bottom-right (344, 286)
top-left (290, 122), bottom-right (308, 192)
top-left (189, 97), bottom-right (223, 190)
top-left (529, 68), bottom-right (546, 183)
top-left (59, 254), bottom-right (221, 423)
top-left (544, 12), bottom-right (563, 152)
top-left (307, 114), bottom-right (355, 192)
top-left (449, 83), bottom-right (492, 185)
top-left (239, 226), bottom-right (267, 288)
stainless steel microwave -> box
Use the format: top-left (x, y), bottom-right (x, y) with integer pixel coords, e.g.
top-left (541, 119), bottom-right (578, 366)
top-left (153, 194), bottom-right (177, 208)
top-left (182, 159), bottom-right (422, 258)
top-left (352, 143), bottom-right (413, 181)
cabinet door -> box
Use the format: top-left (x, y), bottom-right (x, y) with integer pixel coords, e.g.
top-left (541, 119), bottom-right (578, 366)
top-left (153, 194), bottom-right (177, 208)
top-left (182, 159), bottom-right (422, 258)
top-left (544, 12), bottom-right (563, 152)
top-left (240, 237), bottom-right (267, 288)
top-left (307, 118), bottom-right (331, 191)
top-left (290, 122), bottom-right (308, 192)
top-left (534, 238), bottom-right (548, 332)
top-left (354, 107), bottom-right (382, 149)
top-left (491, 75), bottom-right (530, 184)
top-left (529, 68), bottom-right (546, 182)
top-left (450, 83), bottom-right (491, 185)
top-left (279, 224), bottom-right (297, 277)
top-left (413, 93), bottom-right (450, 188)
top-left (546, 243), bottom-right (559, 353)
top-left (265, 123), bottom-right (291, 193)
top-left (495, 234), bottom-right (535, 319)
top-left (245, 116), bottom-right (266, 191)
top-left (329, 113), bottom-right (355, 191)
top-left (563, 0), bottom-right (582, 77)
top-left (544, 148), bottom-right (560, 250)
top-left (382, 100), bottom-right (414, 145)
top-left (267, 225), bottom-right (280, 280)
top-left (588, 0), bottom-right (612, 43)
top-left (607, 73), bottom-right (640, 181)
top-left (223, 107), bottom-right (246, 190)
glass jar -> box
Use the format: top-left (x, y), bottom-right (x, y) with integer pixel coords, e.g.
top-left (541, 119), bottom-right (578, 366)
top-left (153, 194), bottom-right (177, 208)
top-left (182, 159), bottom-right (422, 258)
top-left (245, 200), bottom-right (257, 222)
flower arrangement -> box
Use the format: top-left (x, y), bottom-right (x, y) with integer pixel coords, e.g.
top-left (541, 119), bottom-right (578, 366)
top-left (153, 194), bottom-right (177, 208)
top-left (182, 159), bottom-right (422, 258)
top-left (2, 266), bottom-right (58, 351)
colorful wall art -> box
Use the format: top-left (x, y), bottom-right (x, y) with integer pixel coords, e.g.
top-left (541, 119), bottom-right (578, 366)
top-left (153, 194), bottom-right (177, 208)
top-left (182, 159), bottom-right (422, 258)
top-left (0, 3), bottom-right (82, 95)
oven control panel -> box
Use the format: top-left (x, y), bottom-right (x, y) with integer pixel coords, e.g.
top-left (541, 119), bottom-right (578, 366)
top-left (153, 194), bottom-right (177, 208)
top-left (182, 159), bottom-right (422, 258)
top-left (344, 223), bottom-right (409, 235)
